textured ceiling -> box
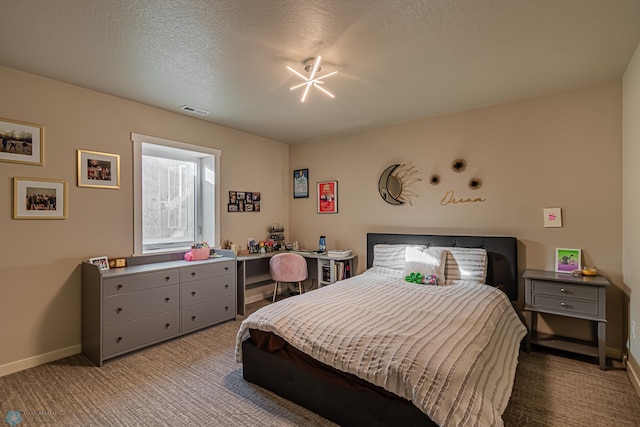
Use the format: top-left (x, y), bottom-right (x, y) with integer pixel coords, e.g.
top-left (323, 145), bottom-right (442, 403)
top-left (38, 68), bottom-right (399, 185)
top-left (1, 0), bottom-right (640, 143)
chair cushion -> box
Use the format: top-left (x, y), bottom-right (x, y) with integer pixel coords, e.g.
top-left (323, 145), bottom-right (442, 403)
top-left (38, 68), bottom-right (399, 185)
top-left (269, 253), bottom-right (308, 282)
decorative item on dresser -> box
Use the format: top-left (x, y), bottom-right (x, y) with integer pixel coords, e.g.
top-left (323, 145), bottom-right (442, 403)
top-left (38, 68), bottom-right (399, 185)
top-left (523, 269), bottom-right (609, 369)
top-left (82, 252), bottom-right (236, 366)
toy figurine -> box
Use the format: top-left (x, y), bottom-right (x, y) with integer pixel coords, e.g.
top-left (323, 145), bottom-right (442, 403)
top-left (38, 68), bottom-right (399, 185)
top-left (405, 272), bottom-right (438, 285)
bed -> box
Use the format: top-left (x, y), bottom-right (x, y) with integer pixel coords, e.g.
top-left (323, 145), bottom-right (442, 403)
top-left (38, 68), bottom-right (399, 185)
top-left (235, 233), bottom-right (526, 426)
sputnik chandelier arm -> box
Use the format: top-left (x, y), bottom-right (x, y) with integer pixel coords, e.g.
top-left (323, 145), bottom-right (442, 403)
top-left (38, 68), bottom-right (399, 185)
top-left (287, 56), bottom-right (338, 102)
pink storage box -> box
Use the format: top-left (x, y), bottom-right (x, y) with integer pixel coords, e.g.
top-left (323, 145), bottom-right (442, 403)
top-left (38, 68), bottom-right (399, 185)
top-left (185, 248), bottom-right (211, 261)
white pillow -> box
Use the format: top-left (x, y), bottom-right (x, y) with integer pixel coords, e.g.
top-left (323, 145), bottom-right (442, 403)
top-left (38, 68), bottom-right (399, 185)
top-left (372, 244), bottom-right (425, 271)
top-left (402, 246), bottom-right (446, 285)
top-left (435, 247), bottom-right (488, 284)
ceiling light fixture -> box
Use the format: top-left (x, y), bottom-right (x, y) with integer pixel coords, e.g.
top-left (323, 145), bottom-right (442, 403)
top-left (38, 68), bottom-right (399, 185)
top-left (287, 56), bottom-right (338, 102)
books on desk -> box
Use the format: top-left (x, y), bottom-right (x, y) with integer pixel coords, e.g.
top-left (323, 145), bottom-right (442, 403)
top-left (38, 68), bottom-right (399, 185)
top-left (328, 249), bottom-right (352, 257)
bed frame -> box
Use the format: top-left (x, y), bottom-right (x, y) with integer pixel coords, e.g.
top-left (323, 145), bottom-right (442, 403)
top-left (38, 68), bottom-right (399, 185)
top-left (242, 233), bottom-right (518, 427)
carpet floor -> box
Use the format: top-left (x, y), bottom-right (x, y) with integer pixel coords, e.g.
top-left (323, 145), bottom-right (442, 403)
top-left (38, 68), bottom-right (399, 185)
top-left (1, 300), bottom-right (639, 426)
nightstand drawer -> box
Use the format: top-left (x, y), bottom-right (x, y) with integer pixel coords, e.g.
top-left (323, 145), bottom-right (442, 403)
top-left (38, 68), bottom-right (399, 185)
top-left (531, 280), bottom-right (598, 301)
top-left (531, 294), bottom-right (599, 317)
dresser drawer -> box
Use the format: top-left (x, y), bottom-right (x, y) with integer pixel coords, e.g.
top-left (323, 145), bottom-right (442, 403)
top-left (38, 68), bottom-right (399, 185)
top-left (104, 269), bottom-right (180, 296)
top-left (181, 295), bottom-right (235, 333)
top-left (181, 261), bottom-right (234, 282)
top-left (531, 280), bottom-right (598, 301)
top-left (181, 274), bottom-right (234, 306)
top-left (104, 285), bottom-right (179, 326)
top-left (531, 294), bottom-right (599, 317)
top-left (103, 310), bottom-right (180, 357)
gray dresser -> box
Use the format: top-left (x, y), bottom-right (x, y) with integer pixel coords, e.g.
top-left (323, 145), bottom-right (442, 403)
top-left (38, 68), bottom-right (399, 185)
top-left (82, 254), bottom-right (236, 366)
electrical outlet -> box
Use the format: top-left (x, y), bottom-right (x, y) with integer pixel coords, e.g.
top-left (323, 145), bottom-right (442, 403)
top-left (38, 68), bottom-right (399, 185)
top-left (632, 321), bottom-right (636, 340)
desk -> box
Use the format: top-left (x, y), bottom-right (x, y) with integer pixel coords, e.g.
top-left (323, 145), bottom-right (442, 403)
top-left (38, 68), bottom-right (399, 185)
top-left (236, 251), bottom-right (358, 315)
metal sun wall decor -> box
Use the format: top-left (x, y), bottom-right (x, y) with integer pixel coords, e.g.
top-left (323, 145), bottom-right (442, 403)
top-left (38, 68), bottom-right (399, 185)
top-left (378, 163), bottom-right (421, 206)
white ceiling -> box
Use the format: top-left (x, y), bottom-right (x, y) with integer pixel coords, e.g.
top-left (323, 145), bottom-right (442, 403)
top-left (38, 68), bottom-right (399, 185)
top-left (2, 1), bottom-right (640, 144)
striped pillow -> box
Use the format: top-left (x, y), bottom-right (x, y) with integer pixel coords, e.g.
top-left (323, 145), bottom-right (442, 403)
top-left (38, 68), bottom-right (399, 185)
top-left (435, 247), bottom-right (488, 284)
top-left (372, 244), bottom-right (425, 271)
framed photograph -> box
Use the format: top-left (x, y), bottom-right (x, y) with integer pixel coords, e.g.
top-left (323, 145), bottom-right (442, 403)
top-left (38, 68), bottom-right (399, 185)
top-left (77, 150), bottom-right (120, 189)
top-left (317, 180), bottom-right (338, 214)
top-left (228, 190), bottom-right (260, 212)
top-left (555, 248), bottom-right (581, 273)
top-left (13, 177), bottom-right (67, 219)
top-left (0, 118), bottom-right (44, 165)
top-left (89, 256), bottom-right (110, 271)
top-left (293, 168), bottom-right (309, 198)
top-left (543, 208), bottom-right (562, 228)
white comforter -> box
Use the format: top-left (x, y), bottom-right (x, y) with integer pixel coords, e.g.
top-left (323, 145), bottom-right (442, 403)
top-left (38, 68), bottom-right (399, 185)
top-left (236, 267), bottom-right (527, 427)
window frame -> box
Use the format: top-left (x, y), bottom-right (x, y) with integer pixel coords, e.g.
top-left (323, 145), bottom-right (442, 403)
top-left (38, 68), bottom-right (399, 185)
top-left (132, 132), bottom-right (221, 256)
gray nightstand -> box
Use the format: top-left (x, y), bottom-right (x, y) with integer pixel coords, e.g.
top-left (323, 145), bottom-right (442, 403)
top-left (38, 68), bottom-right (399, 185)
top-left (523, 269), bottom-right (609, 370)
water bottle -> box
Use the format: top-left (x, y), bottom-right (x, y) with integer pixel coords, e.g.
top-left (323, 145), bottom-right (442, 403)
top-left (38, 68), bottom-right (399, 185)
top-left (319, 235), bottom-right (326, 252)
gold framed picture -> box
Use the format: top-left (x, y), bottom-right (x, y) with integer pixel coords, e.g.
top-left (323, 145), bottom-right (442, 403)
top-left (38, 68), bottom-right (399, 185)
top-left (77, 149), bottom-right (120, 189)
top-left (0, 117), bottom-right (44, 165)
top-left (13, 177), bottom-right (67, 219)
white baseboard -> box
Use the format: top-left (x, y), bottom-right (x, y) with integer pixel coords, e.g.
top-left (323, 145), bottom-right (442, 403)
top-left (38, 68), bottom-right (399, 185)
top-left (627, 353), bottom-right (640, 398)
top-left (0, 345), bottom-right (81, 377)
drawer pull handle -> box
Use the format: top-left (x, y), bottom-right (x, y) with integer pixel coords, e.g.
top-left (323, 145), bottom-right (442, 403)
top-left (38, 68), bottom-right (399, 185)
top-left (225, 284), bottom-right (229, 289)
top-left (116, 337), bottom-right (123, 343)
top-left (165, 323), bottom-right (170, 329)
top-left (165, 297), bottom-right (170, 303)
top-left (116, 284), bottom-right (123, 290)
top-left (191, 272), bottom-right (196, 277)
top-left (224, 267), bottom-right (229, 271)
top-left (116, 308), bottom-right (123, 313)
top-left (560, 288), bottom-right (566, 293)
top-left (191, 291), bottom-right (196, 296)
top-left (225, 306), bottom-right (229, 311)
top-left (560, 302), bottom-right (567, 307)
top-left (165, 276), bottom-right (170, 281)
top-left (191, 316), bottom-right (196, 321)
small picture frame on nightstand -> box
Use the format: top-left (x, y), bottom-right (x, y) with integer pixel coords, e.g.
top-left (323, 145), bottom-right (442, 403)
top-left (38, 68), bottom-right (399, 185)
top-left (555, 248), bottom-right (581, 273)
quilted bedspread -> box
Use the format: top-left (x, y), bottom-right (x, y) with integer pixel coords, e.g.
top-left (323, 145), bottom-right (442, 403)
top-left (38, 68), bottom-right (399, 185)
top-left (236, 267), bottom-right (526, 427)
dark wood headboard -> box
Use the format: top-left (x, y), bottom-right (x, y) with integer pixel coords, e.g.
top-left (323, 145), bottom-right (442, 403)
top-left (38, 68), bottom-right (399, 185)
top-left (366, 233), bottom-right (518, 300)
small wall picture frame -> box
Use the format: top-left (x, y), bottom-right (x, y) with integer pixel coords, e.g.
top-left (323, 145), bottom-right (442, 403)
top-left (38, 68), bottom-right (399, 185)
top-left (13, 177), bottom-right (67, 219)
top-left (0, 117), bottom-right (44, 165)
top-left (90, 256), bottom-right (110, 271)
top-left (555, 248), bottom-right (581, 273)
top-left (228, 191), bottom-right (260, 212)
top-left (293, 168), bottom-right (309, 198)
top-left (317, 180), bottom-right (338, 214)
top-left (544, 208), bottom-right (562, 228)
top-left (77, 149), bottom-right (120, 189)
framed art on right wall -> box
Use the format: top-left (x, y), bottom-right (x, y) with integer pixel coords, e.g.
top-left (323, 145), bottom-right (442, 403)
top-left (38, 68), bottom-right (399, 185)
top-left (555, 248), bottom-right (581, 273)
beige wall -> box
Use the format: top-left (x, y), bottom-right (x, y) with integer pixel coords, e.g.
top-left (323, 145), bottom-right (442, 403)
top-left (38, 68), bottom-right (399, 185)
top-left (0, 64), bottom-right (629, 374)
top-left (623, 40), bottom-right (640, 390)
top-left (290, 83), bottom-right (624, 353)
top-left (0, 66), bottom-right (289, 372)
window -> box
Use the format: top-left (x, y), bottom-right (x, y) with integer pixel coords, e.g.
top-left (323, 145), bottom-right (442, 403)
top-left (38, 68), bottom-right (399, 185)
top-left (132, 133), bottom-right (220, 255)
